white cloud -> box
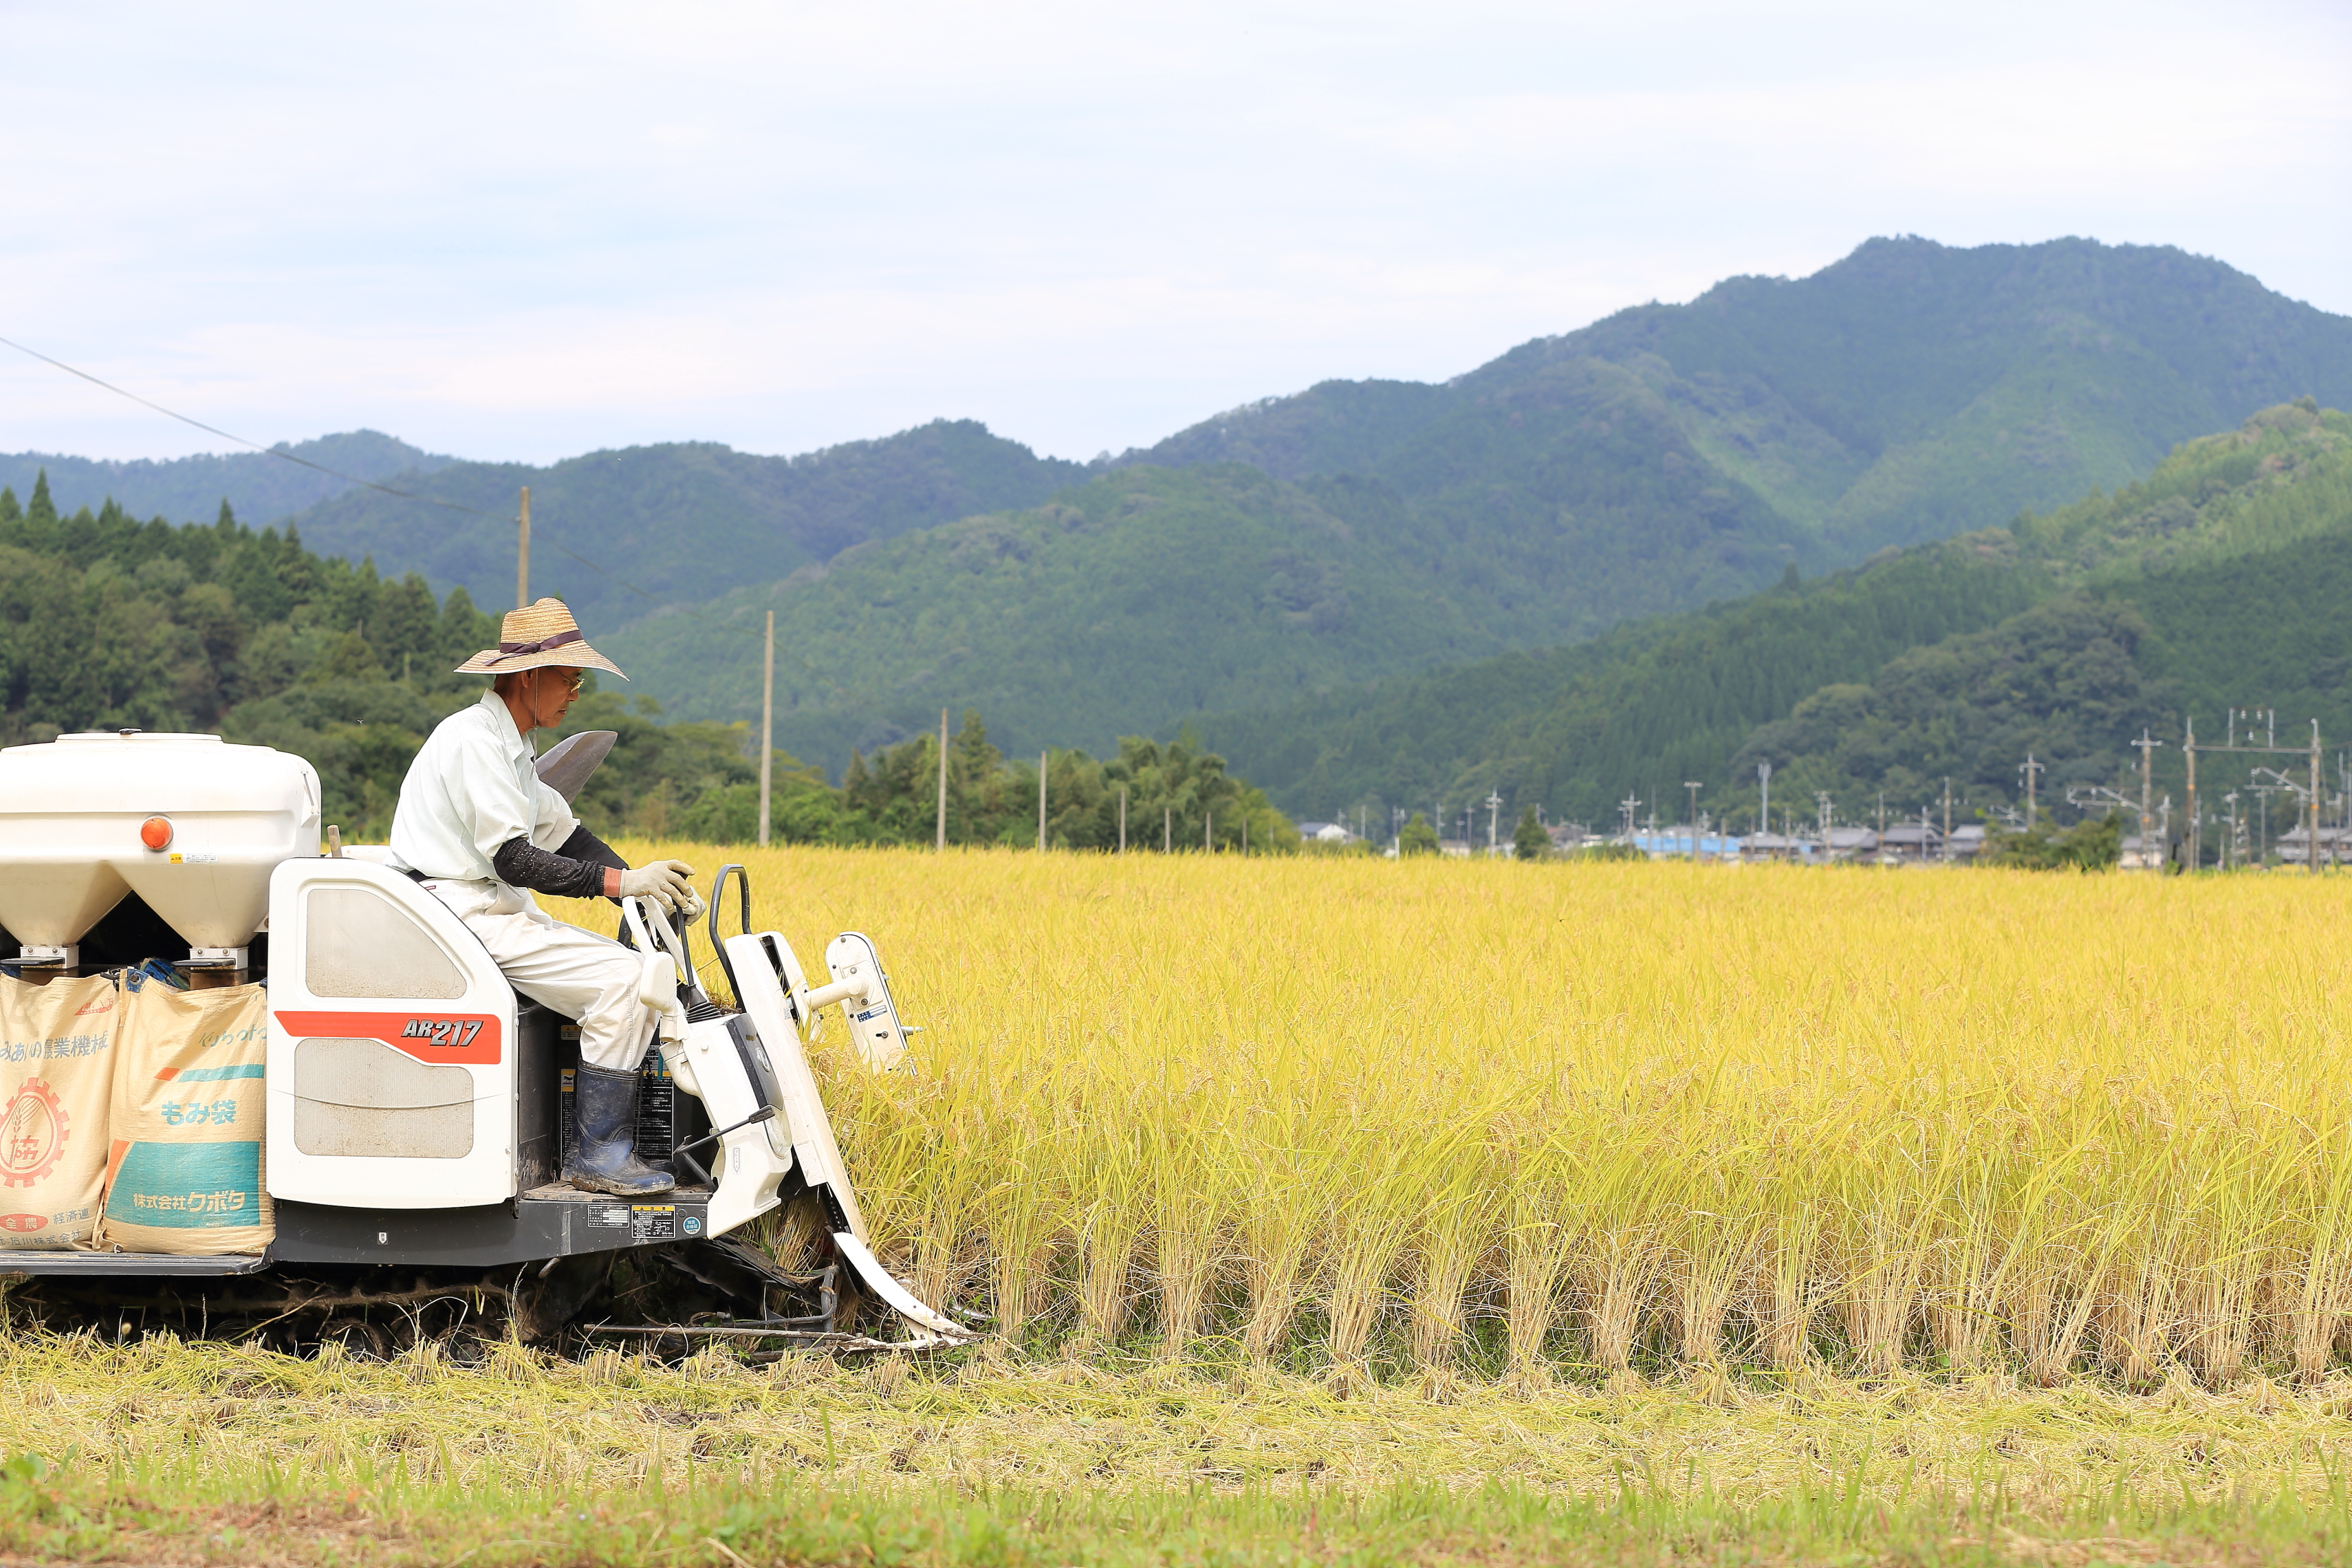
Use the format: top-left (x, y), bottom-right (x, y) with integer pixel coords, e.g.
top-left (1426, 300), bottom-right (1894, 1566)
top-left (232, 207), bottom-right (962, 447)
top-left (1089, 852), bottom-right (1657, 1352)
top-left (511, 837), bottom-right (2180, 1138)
top-left (0, 0), bottom-right (2344, 464)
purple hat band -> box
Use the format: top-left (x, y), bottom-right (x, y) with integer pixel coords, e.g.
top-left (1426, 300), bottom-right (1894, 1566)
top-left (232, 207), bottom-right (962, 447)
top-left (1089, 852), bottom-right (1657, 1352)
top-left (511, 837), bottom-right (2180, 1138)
top-left (490, 628), bottom-right (585, 662)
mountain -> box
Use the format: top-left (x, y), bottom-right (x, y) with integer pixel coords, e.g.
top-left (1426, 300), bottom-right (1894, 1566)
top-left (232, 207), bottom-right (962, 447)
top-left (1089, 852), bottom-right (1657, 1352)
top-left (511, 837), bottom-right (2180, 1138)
top-left (1136, 237), bottom-right (2352, 560)
top-left (602, 237), bottom-right (2352, 763)
top-left (280, 420), bottom-right (1087, 631)
top-left (1189, 401), bottom-right (2352, 835)
top-left (0, 431), bottom-right (450, 529)
top-left (598, 463), bottom-right (1510, 763)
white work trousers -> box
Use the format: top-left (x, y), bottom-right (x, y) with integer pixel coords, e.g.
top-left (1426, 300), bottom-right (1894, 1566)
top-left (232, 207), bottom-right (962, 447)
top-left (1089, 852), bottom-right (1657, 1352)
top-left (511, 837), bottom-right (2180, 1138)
top-left (424, 880), bottom-right (653, 1071)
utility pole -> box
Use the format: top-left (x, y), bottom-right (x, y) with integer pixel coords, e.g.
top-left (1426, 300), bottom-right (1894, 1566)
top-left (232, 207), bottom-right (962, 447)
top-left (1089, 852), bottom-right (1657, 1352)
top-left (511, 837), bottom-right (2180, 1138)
top-left (1684, 782), bottom-right (1701, 860)
top-left (1875, 790), bottom-right (1885, 847)
top-left (2184, 717), bottom-right (2199, 871)
top-left (758, 611), bottom-right (774, 848)
top-left (1758, 761), bottom-right (1772, 844)
top-left (934, 708), bottom-right (948, 851)
top-left (516, 486), bottom-right (531, 608)
top-left (1816, 791), bottom-right (1832, 853)
top-left (1206, 808), bottom-right (1213, 853)
top-left (2131, 728), bottom-right (2162, 870)
top-left (1941, 776), bottom-right (1952, 864)
top-left (1119, 787), bottom-right (1127, 853)
top-left (2020, 754), bottom-right (2043, 828)
top-left (1164, 807), bottom-right (1170, 853)
top-left (1486, 789), bottom-right (1502, 854)
top-left (2313, 720), bottom-right (2325, 875)
top-left (1038, 752), bottom-right (1048, 851)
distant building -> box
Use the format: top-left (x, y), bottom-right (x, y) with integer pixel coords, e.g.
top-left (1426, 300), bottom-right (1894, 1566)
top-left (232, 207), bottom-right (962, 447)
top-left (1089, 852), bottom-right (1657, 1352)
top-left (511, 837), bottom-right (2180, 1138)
top-left (1947, 825), bottom-right (1988, 861)
top-left (1741, 831), bottom-right (1808, 863)
top-left (2274, 825), bottom-right (2349, 866)
top-left (1877, 824), bottom-right (1943, 864)
top-left (1630, 828), bottom-right (1741, 862)
top-left (1295, 821), bottom-right (1355, 845)
top-left (1822, 827), bottom-right (1880, 862)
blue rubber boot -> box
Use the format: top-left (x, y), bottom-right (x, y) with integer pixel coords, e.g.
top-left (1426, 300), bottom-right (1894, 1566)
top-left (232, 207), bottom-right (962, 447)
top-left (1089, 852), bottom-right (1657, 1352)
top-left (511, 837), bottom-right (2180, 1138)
top-left (564, 1063), bottom-right (676, 1196)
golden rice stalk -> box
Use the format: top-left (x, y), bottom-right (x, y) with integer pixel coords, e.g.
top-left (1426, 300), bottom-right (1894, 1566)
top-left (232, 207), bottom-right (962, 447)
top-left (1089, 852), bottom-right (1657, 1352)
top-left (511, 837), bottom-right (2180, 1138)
top-left (1405, 1114), bottom-right (1498, 1378)
top-left (2287, 1142), bottom-right (2352, 1381)
top-left (1238, 1126), bottom-right (1327, 1362)
top-left (1501, 1131), bottom-right (1577, 1384)
top-left (1076, 1122), bottom-right (1147, 1344)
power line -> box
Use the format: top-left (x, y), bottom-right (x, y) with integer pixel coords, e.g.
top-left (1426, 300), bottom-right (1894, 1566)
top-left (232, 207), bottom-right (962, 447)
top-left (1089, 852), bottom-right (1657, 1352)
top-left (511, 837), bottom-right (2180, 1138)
top-left (0, 333), bottom-right (499, 521)
top-left (0, 332), bottom-right (812, 670)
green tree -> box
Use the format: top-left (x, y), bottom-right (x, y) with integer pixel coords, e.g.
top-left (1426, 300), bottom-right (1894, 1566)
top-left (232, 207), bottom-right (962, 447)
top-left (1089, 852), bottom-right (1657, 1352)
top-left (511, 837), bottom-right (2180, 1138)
top-left (1512, 806), bottom-right (1548, 860)
top-left (1983, 810), bottom-right (2122, 871)
top-left (1398, 812), bottom-right (1440, 856)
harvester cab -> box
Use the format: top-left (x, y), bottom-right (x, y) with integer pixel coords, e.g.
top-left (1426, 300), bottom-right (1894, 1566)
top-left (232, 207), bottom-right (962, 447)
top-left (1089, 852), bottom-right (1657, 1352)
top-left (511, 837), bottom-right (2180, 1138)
top-left (0, 728), bottom-right (965, 1350)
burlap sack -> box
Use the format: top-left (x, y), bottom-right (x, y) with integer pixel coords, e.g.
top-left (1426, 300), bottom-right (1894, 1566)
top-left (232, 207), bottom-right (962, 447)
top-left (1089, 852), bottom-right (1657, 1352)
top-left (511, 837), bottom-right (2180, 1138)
top-left (100, 979), bottom-right (272, 1255)
top-left (0, 973), bottom-right (120, 1250)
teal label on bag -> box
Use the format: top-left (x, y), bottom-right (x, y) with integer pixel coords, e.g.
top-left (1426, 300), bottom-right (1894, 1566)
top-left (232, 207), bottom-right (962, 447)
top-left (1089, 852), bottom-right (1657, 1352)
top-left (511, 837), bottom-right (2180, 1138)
top-left (105, 1142), bottom-right (261, 1228)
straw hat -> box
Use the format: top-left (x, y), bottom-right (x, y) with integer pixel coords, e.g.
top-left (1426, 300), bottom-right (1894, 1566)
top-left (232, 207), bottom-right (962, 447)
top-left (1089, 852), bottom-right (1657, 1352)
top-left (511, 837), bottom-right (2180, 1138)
top-left (455, 598), bottom-right (628, 680)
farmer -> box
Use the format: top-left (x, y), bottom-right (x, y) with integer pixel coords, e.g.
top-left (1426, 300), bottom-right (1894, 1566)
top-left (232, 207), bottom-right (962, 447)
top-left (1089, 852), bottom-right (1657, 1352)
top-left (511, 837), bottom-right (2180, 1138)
top-left (386, 598), bottom-right (695, 1197)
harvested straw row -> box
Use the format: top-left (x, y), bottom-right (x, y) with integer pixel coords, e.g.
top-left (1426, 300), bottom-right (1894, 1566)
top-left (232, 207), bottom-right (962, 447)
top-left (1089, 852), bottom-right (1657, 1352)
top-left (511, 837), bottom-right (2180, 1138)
top-left (560, 848), bottom-right (2352, 1386)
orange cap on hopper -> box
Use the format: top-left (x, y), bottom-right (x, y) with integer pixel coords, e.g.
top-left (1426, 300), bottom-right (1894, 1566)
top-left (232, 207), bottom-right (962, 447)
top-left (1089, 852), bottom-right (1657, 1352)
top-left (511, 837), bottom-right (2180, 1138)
top-left (140, 816), bottom-right (173, 851)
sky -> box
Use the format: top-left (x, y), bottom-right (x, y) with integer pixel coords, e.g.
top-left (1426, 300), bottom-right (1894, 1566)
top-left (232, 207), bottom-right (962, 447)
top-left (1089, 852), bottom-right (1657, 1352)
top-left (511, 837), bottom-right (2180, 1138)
top-left (2, 0), bottom-right (2346, 468)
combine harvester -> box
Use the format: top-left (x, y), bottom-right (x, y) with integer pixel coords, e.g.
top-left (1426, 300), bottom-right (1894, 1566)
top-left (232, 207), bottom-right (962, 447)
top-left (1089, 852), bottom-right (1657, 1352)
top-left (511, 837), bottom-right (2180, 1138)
top-left (0, 728), bottom-right (967, 1354)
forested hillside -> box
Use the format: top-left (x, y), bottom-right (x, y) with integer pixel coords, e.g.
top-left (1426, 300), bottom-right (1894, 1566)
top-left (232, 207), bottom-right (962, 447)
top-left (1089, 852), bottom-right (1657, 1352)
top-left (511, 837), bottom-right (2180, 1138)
top-left (283, 420), bottom-right (1087, 630)
top-left (0, 431), bottom-right (450, 533)
top-left (1197, 402), bottom-right (2352, 839)
top-left (602, 463), bottom-right (1525, 761)
top-left (0, 471), bottom-right (1288, 855)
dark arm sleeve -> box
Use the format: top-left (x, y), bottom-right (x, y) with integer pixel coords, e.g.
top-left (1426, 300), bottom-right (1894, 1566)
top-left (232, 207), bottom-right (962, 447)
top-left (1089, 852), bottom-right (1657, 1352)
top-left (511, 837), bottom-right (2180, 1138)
top-left (491, 834), bottom-right (618, 900)
top-left (557, 825), bottom-right (628, 883)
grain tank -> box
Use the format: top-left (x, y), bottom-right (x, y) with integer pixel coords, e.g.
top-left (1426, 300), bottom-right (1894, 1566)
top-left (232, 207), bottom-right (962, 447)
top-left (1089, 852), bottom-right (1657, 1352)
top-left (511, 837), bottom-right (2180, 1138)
top-left (0, 730), bottom-right (319, 977)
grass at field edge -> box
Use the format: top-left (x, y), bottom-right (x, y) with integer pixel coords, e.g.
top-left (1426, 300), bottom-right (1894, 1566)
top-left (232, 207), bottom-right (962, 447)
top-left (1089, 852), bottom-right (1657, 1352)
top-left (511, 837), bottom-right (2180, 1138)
top-left (4, 1455), bottom-right (2351, 1568)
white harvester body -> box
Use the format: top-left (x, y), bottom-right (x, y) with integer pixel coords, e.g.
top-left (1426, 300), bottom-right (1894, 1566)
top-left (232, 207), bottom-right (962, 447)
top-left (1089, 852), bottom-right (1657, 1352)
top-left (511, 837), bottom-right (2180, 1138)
top-left (0, 729), bottom-right (961, 1344)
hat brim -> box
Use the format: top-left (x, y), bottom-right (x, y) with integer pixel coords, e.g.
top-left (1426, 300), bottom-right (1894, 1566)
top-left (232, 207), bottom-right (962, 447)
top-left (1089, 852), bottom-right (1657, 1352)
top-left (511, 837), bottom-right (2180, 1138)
top-left (454, 642), bottom-right (629, 681)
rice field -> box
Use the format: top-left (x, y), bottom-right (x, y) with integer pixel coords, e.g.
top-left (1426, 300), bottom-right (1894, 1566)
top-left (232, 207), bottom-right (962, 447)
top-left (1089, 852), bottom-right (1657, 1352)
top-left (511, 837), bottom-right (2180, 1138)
top-left (553, 847), bottom-right (2352, 1391)
top-left (10, 850), bottom-right (2352, 1565)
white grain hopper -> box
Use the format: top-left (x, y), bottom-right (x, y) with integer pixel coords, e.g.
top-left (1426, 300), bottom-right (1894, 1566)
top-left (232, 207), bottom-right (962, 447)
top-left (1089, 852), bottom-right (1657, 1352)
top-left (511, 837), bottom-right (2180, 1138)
top-left (0, 731), bottom-right (321, 970)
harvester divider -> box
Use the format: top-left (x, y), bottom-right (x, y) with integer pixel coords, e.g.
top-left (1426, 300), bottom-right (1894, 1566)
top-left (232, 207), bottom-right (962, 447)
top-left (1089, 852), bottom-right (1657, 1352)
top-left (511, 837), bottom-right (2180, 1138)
top-left (794, 972), bottom-right (873, 1015)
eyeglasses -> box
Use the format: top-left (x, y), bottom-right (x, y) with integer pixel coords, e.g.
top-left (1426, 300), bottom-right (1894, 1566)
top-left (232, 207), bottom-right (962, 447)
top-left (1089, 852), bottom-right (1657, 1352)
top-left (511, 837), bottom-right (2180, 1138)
top-left (545, 669), bottom-right (585, 693)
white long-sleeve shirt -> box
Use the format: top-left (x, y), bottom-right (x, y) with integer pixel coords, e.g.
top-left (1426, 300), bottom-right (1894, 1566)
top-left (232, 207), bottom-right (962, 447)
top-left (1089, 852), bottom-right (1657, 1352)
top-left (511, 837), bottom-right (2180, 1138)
top-left (388, 691), bottom-right (579, 882)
